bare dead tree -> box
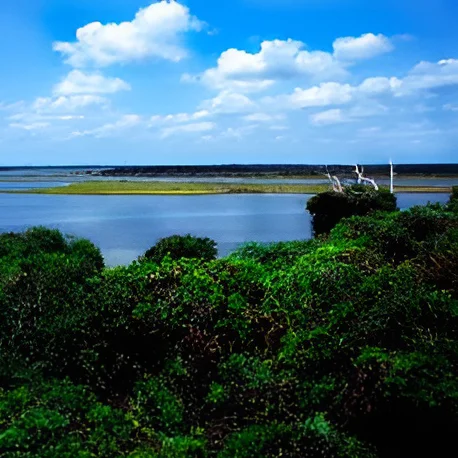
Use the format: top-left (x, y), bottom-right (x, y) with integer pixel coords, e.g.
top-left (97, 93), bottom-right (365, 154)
top-left (324, 166), bottom-right (344, 193)
top-left (354, 164), bottom-right (379, 191)
top-left (332, 175), bottom-right (344, 193)
top-left (390, 160), bottom-right (394, 194)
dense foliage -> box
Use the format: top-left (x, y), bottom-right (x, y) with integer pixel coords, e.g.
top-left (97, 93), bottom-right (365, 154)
top-left (143, 234), bottom-right (218, 263)
top-left (1, 201), bottom-right (458, 457)
top-left (306, 185), bottom-right (398, 235)
top-left (449, 186), bottom-right (458, 213)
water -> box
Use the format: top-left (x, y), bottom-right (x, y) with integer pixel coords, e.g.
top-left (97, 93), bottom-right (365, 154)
top-left (0, 193), bottom-right (450, 266)
top-left (0, 182), bottom-right (69, 190)
top-left (397, 193), bottom-right (450, 209)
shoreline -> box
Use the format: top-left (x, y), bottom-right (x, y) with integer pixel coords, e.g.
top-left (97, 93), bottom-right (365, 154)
top-left (0, 181), bottom-right (453, 195)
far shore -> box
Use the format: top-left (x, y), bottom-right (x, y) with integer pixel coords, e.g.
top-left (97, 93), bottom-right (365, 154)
top-left (0, 181), bottom-right (453, 195)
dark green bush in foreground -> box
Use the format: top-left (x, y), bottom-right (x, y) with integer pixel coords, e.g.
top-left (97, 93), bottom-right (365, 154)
top-left (307, 185), bottom-right (398, 235)
top-left (143, 234), bottom-right (218, 263)
top-left (1, 202), bottom-right (458, 457)
top-left (449, 186), bottom-right (458, 213)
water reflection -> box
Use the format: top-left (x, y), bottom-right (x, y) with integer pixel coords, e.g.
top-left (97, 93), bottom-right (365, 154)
top-left (0, 192), bottom-right (450, 266)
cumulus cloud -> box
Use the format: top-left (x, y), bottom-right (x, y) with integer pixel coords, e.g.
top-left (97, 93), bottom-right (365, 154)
top-left (53, 0), bottom-right (205, 67)
top-left (310, 109), bottom-right (348, 125)
top-left (288, 82), bottom-right (354, 108)
top-left (189, 39), bottom-right (346, 93)
top-left (400, 59), bottom-right (458, 93)
top-left (160, 121), bottom-right (216, 138)
top-left (243, 113), bottom-right (285, 122)
top-left (150, 110), bottom-right (210, 125)
top-left (358, 76), bottom-right (402, 94)
top-left (333, 33), bottom-right (393, 60)
top-left (72, 114), bottom-right (142, 138)
top-left (9, 122), bottom-right (50, 131)
top-left (260, 57), bottom-right (458, 116)
top-left (53, 70), bottom-right (130, 95)
top-left (356, 59), bottom-right (458, 96)
top-left (33, 95), bottom-right (108, 113)
top-left (185, 33), bottom-right (396, 94)
top-left (199, 90), bottom-right (256, 114)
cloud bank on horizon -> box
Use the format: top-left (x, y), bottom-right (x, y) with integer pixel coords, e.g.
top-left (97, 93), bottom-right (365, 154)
top-left (1, 0), bottom-right (458, 165)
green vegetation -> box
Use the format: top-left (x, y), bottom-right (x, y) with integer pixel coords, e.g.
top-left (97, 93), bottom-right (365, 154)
top-left (1, 198), bottom-right (458, 456)
top-left (144, 235), bottom-right (218, 263)
top-left (307, 185), bottom-right (398, 235)
top-left (9, 181), bottom-right (330, 195)
top-left (0, 180), bottom-right (452, 195)
top-left (449, 186), bottom-right (458, 212)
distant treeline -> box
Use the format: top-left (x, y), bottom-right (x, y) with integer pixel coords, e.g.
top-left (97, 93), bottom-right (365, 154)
top-left (89, 163), bottom-right (458, 177)
top-left (2, 164), bottom-right (458, 177)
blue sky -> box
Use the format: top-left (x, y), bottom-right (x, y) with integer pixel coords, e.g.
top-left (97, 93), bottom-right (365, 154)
top-left (1, 0), bottom-right (458, 165)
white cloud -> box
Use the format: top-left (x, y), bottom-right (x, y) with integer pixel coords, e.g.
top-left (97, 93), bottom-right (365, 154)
top-left (0, 101), bottom-right (25, 111)
top-left (160, 121), bottom-right (216, 138)
top-left (444, 104), bottom-right (458, 111)
top-left (262, 57), bottom-right (458, 115)
top-left (288, 82), bottom-right (354, 108)
top-left (269, 124), bottom-right (289, 131)
top-left (400, 59), bottom-right (458, 93)
top-left (310, 109), bottom-right (348, 125)
top-left (53, 70), bottom-right (130, 95)
top-left (220, 125), bottom-right (258, 139)
top-left (53, 1), bottom-right (204, 67)
top-left (357, 59), bottom-right (458, 96)
top-left (191, 38), bottom-right (346, 93)
top-left (333, 33), bottom-right (393, 60)
top-left (58, 115), bottom-right (85, 120)
top-left (9, 122), bottom-right (50, 131)
top-left (243, 112), bottom-right (285, 122)
top-left (358, 76), bottom-right (402, 94)
top-left (359, 126), bottom-right (382, 135)
top-left (150, 110), bottom-right (210, 125)
top-left (200, 90), bottom-right (256, 114)
top-left (72, 114), bottom-right (141, 138)
top-left (33, 95), bottom-right (108, 113)
top-left (188, 33), bottom-right (395, 94)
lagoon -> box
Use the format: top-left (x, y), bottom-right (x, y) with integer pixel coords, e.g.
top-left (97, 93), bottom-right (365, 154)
top-left (0, 193), bottom-right (450, 266)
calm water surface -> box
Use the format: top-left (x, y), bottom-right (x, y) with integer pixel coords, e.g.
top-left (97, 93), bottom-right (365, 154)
top-left (0, 193), bottom-right (450, 266)
top-left (0, 182), bottom-right (69, 190)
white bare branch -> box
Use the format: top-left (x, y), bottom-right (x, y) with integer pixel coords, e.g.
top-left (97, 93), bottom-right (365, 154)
top-left (354, 164), bottom-right (379, 191)
top-left (332, 176), bottom-right (344, 193)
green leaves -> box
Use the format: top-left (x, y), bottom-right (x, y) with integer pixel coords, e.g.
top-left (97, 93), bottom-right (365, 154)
top-left (143, 234), bottom-right (217, 263)
top-left (307, 185), bottom-right (398, 235)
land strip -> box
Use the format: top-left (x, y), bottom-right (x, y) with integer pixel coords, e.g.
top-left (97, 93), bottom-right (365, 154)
top-left (0, 181), bottom-right (452, 195)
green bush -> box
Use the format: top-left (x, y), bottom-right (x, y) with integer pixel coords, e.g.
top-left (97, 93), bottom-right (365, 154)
top-left (448, 186), bottom-right (458, 212)
top-left (306, 185), bottom-right (398, 235)
top-left (0, 227), bottom-right (104, 385)
top-left (143, 234), bottom-right (217, 262)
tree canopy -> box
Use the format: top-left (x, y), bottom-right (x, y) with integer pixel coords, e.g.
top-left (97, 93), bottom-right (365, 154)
top-left (306, 185), bottom-right (398, 235)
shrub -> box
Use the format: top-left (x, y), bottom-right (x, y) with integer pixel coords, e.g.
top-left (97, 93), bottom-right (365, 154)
top-left (306, 185), bottom-right (398, 235)
top-left (448, 186), bottom-right (458, 213)
top-left (143, 234), bottom-right (217, 262)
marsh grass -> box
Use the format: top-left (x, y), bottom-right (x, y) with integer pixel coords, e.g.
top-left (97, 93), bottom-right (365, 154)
top-left (0, 180), bottom-right (452, 195)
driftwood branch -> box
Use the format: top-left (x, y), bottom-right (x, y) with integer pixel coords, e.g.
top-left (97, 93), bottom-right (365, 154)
top-left (324, 167), bottom-right (344, 193)
top-left (354, 165), bottom-right (379, 191)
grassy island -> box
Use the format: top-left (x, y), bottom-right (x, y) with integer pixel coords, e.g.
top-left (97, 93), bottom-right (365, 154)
top-left (1, 180), bottom-right (453, 195)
